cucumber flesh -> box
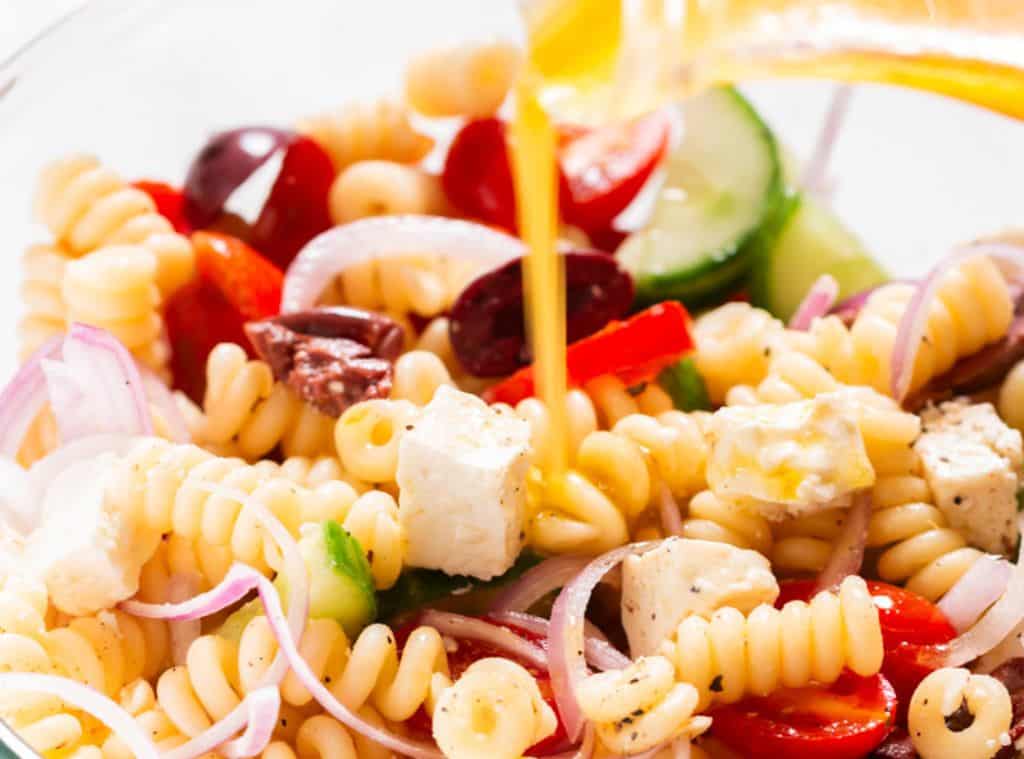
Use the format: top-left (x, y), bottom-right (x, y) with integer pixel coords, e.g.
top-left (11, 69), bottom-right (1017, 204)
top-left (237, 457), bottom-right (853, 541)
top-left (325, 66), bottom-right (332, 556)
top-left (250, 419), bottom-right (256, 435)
top-left (749, 194), bottom-right (888, 322)
top-left (618, 87), bottom-right (784, 306)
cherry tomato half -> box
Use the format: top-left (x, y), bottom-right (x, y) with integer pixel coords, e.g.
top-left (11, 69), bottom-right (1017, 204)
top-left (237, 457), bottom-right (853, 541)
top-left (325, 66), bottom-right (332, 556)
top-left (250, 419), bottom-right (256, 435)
top-left (442, 118), bottom-right (518, 232)
top-left (778, 580), bottom-right (956, 724)
top-left (132, 180), bottom-right (192, 234)
top-left (396, 615), bottom-right (567, 755)
top-left (559, 109), bottom-right (672, 232)
top-left (709, 672), bottom-right (897, 759)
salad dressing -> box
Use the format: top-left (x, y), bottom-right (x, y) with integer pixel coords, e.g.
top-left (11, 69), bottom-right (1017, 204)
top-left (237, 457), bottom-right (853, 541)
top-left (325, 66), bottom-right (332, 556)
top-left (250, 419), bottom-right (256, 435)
top-left (513, 0), bottom-right (1024, 478)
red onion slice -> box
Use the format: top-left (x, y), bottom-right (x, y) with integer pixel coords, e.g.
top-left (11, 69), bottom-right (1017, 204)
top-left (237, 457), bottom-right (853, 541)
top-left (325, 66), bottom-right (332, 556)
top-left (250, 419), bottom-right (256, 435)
top-left (488, 610), bottom-right (631, 671)
top-left (800, 84), bottom-right (853, 200)
top-left (548, 541), bottom-right (660, 741)
top-left (789, 274), bottom-right (840, 331)
top-left (419, 610), bottom-right (548, 669)
top-left (0, 335), bottom-right (62, 459)
top-left (891, 241), bottom-right (1024, 402)
top-left (490, 556), bottom-right (590, 613)
top-left (200, 687), bottom-right (280, 759)
top-left (659, 486), bottom-right (684, 537)
top-left (43, 323), bottom-right (154, 443)
top-left (281, 215), bottom-right (524, 313)
top-left (938, 555), bottom-right (1014, 633)
top-left (937, 513), bottom-right (1024, 667)
top-left (0, 673), bottom-right (160, 759)
top-left (814, 492), bottom-right (870, 593)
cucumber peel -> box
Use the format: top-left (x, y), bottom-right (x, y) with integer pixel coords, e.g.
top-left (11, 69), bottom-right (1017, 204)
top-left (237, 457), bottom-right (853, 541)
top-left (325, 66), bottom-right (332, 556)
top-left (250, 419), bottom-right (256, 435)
top-left (658, 357), bottom-right (711, 411)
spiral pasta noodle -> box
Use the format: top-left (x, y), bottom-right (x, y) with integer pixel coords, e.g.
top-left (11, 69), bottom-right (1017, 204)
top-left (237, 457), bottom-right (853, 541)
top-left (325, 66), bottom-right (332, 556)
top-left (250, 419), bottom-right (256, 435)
top-left (201, 343), bottom-right (337, 461)
top-left (789, 255), bottom-right (1013, 398)
top-left (33, 154), bottom-right (195, 296)
top-left (334, 398), bottom-right (421, 485)
top-left (771, 506), bottom-right (847, 575)
top-left (62, 244), bottom-right (170, 376)
top-left (575, 655), bottom-right (709, 754)
top-left (433, 658), bottom-right (557, 759)
top-left (693, 302), bottom-right (787, 405)
top-left (660, 575), bottom-right (883, 709)
top-left (298, 99), bottom-right (434, 172)
top-left (677, 490), bottom-right (773, 557)
top-left (867, 472), bottom-right (983, 602)
top-left (328, 161), bottom-right (446, 225)
top-left (18, 243), bottom-right (70, 359)
top-left (908, 668), bottom-right (1012, 759)
top-left (405, 41), bottom-right (522, 118)
top-left (260, 713), bottom-right (367, 759)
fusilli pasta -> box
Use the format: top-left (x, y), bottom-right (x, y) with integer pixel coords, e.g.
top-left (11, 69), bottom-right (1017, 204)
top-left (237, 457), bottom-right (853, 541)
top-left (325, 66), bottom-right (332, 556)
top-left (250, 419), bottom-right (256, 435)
top-left (328, 161), bottom-right (446, 225)
top-left (297, 100), bottom-right (433, 173)
top-left (18, 243), bottom-right (69, 359)
top-left (908, 668), bottom-right (1012, 759)
top-left (678, 490), bottom-right (773, 557)
top-left (405, 41), bottom-right (522, 118)
top-left (660, 575), bottom-right (883, 709)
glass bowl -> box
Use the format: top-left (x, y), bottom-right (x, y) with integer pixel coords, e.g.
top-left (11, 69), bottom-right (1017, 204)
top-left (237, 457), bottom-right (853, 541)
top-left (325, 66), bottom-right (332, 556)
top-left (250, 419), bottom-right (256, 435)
top-left (4, 1), bottom-right (1024, 382)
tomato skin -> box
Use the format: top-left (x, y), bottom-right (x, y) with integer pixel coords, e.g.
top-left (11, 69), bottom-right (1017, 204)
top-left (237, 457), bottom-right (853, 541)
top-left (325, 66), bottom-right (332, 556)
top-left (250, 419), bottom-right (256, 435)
top-left (246, 134), bottom-right (334, 270)
top-left (395, 615), bottom-right (568, 755)
top-left (710, 672), bottom-right (897, 759)
top-left (442, 118), bottom-right (519, 232)
top-left (165, 232), bottom-right (283, 402)
top-left (559, 110), bottom-right (671, 232)
top-left (778, 580), bottom-right (956, 725)
top-left (133, 180), bottom-right (192, 234)
top-left (483, 300), bottom-right (693, 406)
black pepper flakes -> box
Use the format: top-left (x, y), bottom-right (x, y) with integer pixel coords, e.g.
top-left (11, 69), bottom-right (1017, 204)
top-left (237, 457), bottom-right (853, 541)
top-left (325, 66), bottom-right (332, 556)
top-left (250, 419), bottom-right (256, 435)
top-left (710, 675), bottom-right (724, 693)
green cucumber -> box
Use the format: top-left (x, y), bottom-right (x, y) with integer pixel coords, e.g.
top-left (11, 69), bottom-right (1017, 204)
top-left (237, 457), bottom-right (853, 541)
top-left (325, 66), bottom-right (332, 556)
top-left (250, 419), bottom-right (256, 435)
top-left (219, 520), bottom-right (377, 641)
top-left (658, 357), bottom-right (711, 411)
top-left (618, 87), bottom-right (784, 306)
top-left (748, 193), bottom-right (888, 322)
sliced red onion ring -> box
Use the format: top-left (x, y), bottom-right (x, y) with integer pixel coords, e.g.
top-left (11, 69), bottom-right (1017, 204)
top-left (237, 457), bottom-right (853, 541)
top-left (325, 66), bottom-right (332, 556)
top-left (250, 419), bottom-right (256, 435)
top-left (490, 556), bottom-right (590, 613)
top-left (164, 686), bottom-right (280, 759)
top-left (891, 241), bottom-right (1024, 402)
top-left (936, 513), bottom-right (1024, 667)
top-left (281, 215), bottom-right (524, 313)
top-left (419, 609), bottom-right (548, 669)
top-left (167, 573), bottom-right (202, 665)
top-left (544, 724), bottom-right (597, 759)
top-left (549, 541), bottom-right (660, 741)
top-left (0, 673), bottom-right (160, 759)
top-left (123, 481), bottom-right (307, 688)
top-left (0, 335), bottom-right (62, 459)
top-left (938, 555), bottom-right (1014, 633)
top-left (43, 323), bottom-right (154, 443)
top-left (488, 610), bottom-right (631, 671)
top-left (658, 486), bottom-right (684, 538)
top-left (789, 274), bottom-right (840, 331)
top-left (139, 365), bottom-right (190, 443)
top-left (800, 84), bottom-right (853, 200)
top-left (814, 492), bottom-right (870, 593)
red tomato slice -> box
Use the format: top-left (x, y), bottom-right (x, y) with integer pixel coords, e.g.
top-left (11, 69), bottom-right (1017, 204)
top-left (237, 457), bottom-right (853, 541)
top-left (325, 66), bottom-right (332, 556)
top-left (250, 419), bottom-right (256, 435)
top-left (133, 180), bottom-right (192, 234)
top-left (442, 118), bottom-right (518, 232)
top-left (165, 232), bottom-right (283, 402)
top-left (483, 301), bottom-right (693, 406)
top-left (559, 109), bottom-right (671, 232)
top-left (396, 615), bottom-right (568, 755)
top-left (709, 672), bottom-right (897, 759)
top-left (778, 580), bottom-right (956, 724)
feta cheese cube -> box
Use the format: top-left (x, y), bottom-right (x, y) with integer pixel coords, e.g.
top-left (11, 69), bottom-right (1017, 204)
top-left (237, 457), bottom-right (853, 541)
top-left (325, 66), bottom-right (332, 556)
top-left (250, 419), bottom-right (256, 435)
top-left (397, 386), bottom-right (530, 580)
top-left (917, 400), bottom-right (1022, 555)
top-left (621, 537), bottom-right (778, 656)
top-left (707, 393), bottom-right (875, 520)
top-left (25, 452), bottom-right (154, 616)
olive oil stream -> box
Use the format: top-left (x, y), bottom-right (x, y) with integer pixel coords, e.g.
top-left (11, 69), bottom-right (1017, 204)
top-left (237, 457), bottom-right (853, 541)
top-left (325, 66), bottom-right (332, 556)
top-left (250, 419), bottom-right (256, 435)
top-left (513, 0), bottom-right (1024, 488)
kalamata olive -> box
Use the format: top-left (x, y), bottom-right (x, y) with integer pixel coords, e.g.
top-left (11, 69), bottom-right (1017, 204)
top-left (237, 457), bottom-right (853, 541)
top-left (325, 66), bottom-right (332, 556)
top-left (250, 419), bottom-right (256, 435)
top-left (449, 250), bottom-right (634, 377)
top-left (245, 307), bottom-right (403, 417)
top-left (183, 126), bottom-right (334, 270)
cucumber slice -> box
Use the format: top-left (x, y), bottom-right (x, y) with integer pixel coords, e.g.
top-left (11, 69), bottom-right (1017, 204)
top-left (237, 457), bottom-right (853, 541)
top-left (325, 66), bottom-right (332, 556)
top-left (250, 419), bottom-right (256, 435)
top-left (658, 357), bottom-right (711, 411)
top-left (618, 87), bottom-right (784, 306)
top-left (749, 193), bottom-right (888, 321)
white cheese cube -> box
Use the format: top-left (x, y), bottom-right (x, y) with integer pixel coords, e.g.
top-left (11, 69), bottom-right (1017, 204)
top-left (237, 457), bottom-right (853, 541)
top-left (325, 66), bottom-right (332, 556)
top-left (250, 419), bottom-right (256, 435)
top-left (25, 452), bottom-right (154, 616)
top-left (622, 537), bottom-right (778, 656)
top-left (707, 393), bottom-right (875, 520)
top-left (917, 400), bottom-right (1022, 555)
top-left (397, 386), bottom-right (530, 580)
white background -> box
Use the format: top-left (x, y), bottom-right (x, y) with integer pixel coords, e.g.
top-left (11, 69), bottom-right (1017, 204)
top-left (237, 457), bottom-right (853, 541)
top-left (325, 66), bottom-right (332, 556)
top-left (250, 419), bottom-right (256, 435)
top-left (3, 0), bottom-right (1024, 382)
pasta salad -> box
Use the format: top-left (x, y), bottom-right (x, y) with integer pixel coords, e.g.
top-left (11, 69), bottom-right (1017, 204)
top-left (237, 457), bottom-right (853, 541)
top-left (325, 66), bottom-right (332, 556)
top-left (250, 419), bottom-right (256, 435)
top-left (4, 38), bottom-right (1024, 759)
